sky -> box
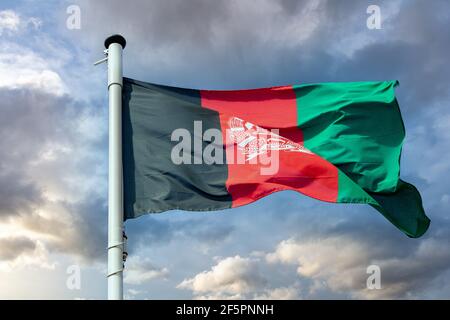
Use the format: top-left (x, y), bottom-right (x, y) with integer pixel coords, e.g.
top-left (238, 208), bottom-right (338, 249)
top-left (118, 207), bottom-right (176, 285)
top-left (0, 0), bottom-right (449, 299)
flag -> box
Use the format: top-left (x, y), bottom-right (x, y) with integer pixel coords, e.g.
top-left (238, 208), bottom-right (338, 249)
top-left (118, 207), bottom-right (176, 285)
top-left (122, 77), bottom-right (430, 238)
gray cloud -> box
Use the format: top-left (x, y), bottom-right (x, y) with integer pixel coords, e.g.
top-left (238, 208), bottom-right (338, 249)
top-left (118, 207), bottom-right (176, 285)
top-left (0, 237), bottom-right (36, 261)
top-left (69, 0), bottom-right (450, 100)
top-left (16, 199), bottom-right (108, 262)
top-left (266, 230), bottom-right (450, 299)
top-left (69, 0), bottom-right (328, 87)
top-left (0, 89), bottom-right (69, 219)
top-left (0, 84), bottom-right (107, 263)
top-left (0, 171), bottom-right (42, 218)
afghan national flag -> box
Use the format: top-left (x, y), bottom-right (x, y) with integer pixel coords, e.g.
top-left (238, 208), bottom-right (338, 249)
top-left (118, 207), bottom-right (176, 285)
top-left (122, 77), bottom-right (430, 238)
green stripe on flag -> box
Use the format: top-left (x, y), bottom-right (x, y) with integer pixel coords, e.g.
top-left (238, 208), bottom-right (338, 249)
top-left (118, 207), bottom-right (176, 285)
top-left (294, 81), bottom-right (430, 238)
top-left (295, 80), bottom-right (403, 193)
top-left (337, 170), bottom-right (375, 204)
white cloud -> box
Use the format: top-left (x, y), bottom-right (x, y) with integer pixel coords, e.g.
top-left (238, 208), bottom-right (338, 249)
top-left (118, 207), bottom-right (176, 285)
top-left (0, 10), bottom-right (42, 35)
top-left (266, 237), bottom-right (370, 296)
top-left (266, 237), bottom-right (369, 279)
top-left (266, 236), bottom-right (450, 299)
top-left (124, 288), bottom-right (148, 299)
top-left (194, 293), bottom-right (244, 300)
top-left (0, 10), bottom-right (20, 35)
top-left (254, 286), bottom-right (301, 300)
top-left (124, 257), bottom-right (169, 285)
top-left (0, 43), bottom-right (67, 95)
top-left (177, 255), bottom-right (267, 298)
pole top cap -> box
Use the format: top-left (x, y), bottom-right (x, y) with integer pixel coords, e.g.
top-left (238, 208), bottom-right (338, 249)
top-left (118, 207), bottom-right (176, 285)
top-left (104, 34), bottom-right (126, 49)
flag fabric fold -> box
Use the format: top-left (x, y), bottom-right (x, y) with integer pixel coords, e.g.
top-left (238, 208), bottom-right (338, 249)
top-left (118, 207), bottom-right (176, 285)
top-left (122, 77), bottom-right (430, 238)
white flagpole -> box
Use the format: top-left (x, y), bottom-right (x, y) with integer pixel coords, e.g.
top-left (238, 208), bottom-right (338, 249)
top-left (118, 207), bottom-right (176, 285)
top-left (105, 34), bottom-right (126, 300)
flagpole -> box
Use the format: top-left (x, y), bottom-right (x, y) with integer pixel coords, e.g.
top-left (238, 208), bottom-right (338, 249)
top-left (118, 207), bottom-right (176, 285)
top-left (105, 34), bottom-right (126, 300)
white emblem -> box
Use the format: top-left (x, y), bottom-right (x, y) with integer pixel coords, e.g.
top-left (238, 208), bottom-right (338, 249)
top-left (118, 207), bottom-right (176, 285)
top-left (227, 117), bottom-right (312, 161)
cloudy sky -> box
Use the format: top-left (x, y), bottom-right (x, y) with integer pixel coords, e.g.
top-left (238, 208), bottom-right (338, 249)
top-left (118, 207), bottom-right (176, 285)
top-left (0, 0), bottom-right (449, 299)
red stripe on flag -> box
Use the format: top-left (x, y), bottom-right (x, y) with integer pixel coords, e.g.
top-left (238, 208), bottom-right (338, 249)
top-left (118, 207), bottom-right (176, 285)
top-left (200, 87), bottom-right (338, 206)
top-left (201, 86), bottom-right (301, 143)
